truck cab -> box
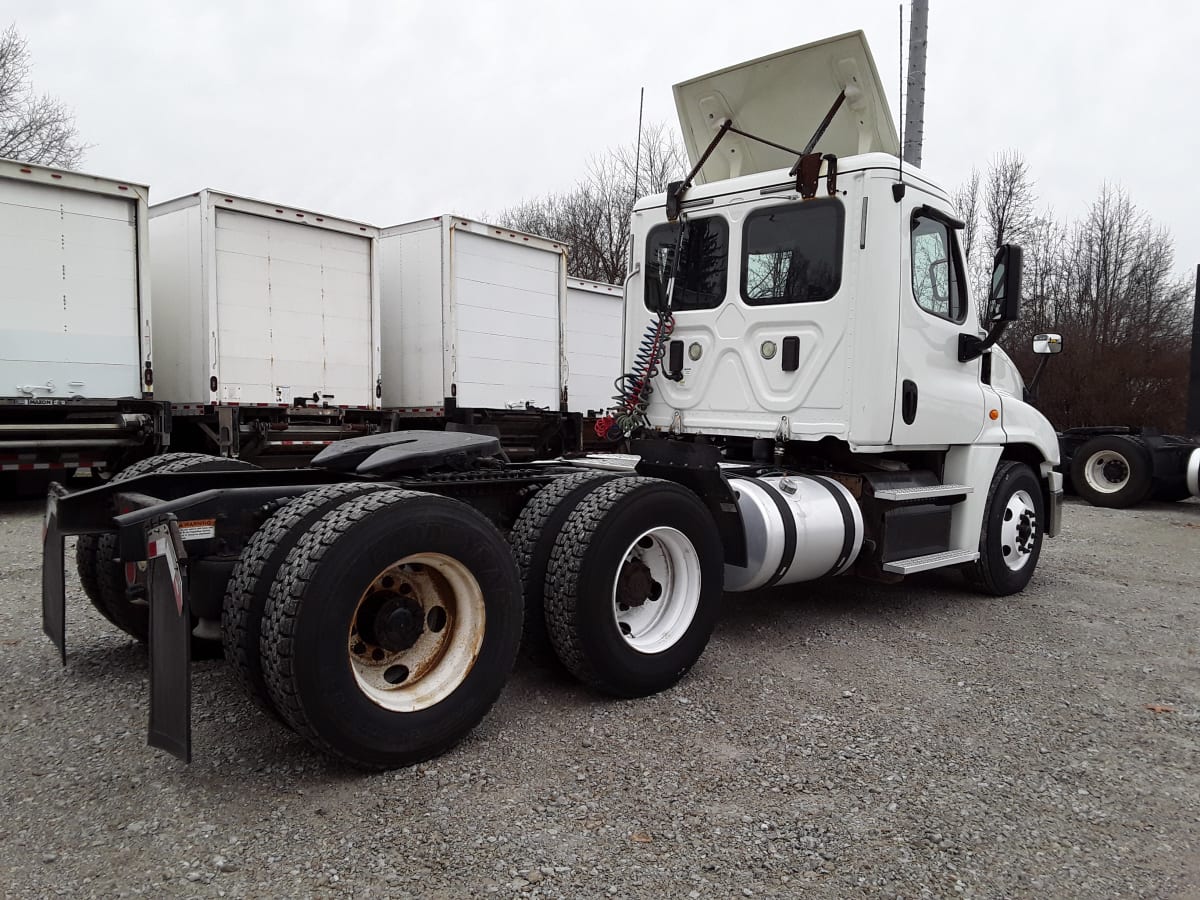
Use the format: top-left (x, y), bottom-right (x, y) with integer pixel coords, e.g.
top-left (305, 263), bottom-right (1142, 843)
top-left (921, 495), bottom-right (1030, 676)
top-left (619, 31), bottom-right (1062, 588)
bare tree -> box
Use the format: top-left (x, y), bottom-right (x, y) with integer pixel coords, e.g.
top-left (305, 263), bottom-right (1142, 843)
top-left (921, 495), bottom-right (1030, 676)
top-left (494, 124), bottom-right (687, 282)
top-left (983, 150), bottom-right (1036, 251)
top-left (0, 24), bottom-right (85, 168)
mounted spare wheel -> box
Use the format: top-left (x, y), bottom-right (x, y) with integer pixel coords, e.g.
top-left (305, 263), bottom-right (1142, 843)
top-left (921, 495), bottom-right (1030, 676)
top-left (222, 481), bottom-right (391, 719)
top-left (1069, 434), bottom-right (1152, 508)
top-left (965, 461), bottom-right (1045, 596)
top-left (259, 489), bottom-right (523, 769)
top-left (543, 476), bottom-right (724, 698)
top-left (74, 452), bottom-right (257, 654)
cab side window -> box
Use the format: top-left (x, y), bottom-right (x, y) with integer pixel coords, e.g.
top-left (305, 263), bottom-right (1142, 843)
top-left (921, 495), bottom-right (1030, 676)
top-left (910, 212), bottom-right (966, 322)
top-left (644, 217), bottom-right (729, 312)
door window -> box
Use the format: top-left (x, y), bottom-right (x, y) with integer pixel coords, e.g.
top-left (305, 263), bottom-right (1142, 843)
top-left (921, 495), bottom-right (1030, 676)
top-left (910, 212), bottom-right (967, 322)
top-left (740, 200), bottom-right (843, 305)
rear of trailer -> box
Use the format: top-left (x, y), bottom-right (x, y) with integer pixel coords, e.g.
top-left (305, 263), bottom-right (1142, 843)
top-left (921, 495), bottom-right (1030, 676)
top-left (565, 277), bottom-right (623, 416)
top-left (378, 216), bottom-right (577, 457)
top-left (0, 158), bottom-right (166, 490)
top-left (149, 191), bottom-right (382, 461)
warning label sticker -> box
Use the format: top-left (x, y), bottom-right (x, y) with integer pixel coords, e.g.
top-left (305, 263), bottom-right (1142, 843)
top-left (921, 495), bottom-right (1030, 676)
top-left (179, 519), bottom-right (217, 541)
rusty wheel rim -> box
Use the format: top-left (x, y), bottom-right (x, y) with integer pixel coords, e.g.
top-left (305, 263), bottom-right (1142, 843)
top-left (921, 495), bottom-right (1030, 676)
top-left (348, 553), bottom-right (484, 712)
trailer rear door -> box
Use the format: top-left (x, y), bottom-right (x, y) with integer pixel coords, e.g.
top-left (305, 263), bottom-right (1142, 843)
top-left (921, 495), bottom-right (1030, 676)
top-left (0, 181), bottom-right (141, 399)
top-left (213, 210), bottom-right (373, 406)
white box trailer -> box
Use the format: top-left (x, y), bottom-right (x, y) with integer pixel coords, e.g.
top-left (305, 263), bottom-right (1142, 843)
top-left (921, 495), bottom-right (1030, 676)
top-left (149, 191), bottom-right (382, 459)
top-left (379, 217), bottom-right (567, 414)
top-left (565, 277), bottom-right (623, 415)
top-left (0, 158), bottom-right (166, 484)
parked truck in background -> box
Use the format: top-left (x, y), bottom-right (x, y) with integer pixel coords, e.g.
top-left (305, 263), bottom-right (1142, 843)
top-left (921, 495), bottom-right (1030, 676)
top-left (43, 31), bottom-right (1065, 772)
top-left (0, 159), bottom-right (168, 492)
top-left (988, 315), bottom-right (1200, 510)
top-left (564, 277), bottom-right (624, 417)
top-left (149, 191), bottom-right (383, 465)
top-left (378, 216), bottom-right (579, 458)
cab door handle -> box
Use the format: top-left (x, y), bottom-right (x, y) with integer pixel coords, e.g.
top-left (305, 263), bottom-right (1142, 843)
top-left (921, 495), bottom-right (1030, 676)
top-left (902, 380), bottom-right (918, 424)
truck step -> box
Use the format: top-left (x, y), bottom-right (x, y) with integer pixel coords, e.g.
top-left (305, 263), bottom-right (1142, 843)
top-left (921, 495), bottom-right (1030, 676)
top-left (882, 548), bottom-right (980, 575)
top-left (873, 483), bottom-right (973, 501)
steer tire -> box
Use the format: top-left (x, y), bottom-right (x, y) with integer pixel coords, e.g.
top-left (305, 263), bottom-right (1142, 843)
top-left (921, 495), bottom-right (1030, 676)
top-left (222, 482), bottom-right (390, 719)
top-left (508, 470), bottom-right (618, 659)
top-left (260, 489), bottom-right (523, 769)
top-left (965, 461), bottom-right (1045, 596)
top-left (77, 452), bottom-right (256, 653)
top-left (543, 476), bottom-right (724, 698)
top-left (1070, 435), bottom-right (1153, 509)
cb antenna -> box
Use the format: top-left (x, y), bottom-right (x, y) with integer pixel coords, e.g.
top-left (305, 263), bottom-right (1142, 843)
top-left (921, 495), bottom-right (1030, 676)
top-left (632, 87), bottom-right (645, 204)
top-left (894, 3), bottom-right (905, 201)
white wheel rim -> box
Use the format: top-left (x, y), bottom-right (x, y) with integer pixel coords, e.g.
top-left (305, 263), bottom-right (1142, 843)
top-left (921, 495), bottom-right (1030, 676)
top-left (1082, 449), bottom-right (1130, 495)
top-left (999, 489), bottom-right (1038, 572)
top-left (348, 553), bottom-right (484, 712)
top-left (610, 526), bottom-right (702, 653)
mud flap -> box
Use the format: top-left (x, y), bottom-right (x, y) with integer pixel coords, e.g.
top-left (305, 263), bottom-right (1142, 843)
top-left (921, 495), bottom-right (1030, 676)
top-left (145, 516), bottom-right (192, 764)
top-left (41, 484), bottom-right (68, 664)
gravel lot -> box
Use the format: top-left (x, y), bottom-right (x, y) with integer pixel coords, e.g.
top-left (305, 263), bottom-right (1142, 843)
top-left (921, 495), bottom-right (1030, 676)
top-left (1, 495), bottom-right (1198, 898)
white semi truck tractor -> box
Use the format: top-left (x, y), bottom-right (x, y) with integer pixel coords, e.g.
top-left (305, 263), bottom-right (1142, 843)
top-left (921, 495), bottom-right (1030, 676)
top-left (42, 31), bottom-right (1062, 770)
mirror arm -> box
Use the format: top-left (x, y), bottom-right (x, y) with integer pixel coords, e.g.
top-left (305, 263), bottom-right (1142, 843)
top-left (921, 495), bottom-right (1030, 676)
top-left (958, 320), bottom-right (1010, 363)
top-left (1025, 354), bottom-right (1051, 402)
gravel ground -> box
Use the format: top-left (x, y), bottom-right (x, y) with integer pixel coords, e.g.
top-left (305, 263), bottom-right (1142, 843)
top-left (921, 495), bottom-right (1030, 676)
top-left (1, 496), bottom-right (1198, 898)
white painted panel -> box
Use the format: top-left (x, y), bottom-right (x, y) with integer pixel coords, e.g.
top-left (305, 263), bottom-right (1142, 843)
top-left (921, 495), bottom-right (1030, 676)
top-left (566, 284), bottom-right (624, 414)
top-left (0, 180), bottom-right (141, 398)
top-left (452, 230), bottom-right (561, 409)
top-left (379, 223), bottom-right (445, 407)
top-left (214, 209), bottom-right (373, 406)
top-left (148, 200), bottom-right (206, 401)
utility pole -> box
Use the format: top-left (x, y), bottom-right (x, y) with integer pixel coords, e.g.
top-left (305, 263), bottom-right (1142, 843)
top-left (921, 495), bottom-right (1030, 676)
top-left (1188, 263), bottom-right (1200, 433)
top-left (903, 0), bottom-right (929, 167)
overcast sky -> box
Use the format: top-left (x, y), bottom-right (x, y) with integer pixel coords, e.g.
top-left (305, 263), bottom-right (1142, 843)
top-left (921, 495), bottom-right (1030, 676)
top-left (14, 1), bottom-right (1200, 282)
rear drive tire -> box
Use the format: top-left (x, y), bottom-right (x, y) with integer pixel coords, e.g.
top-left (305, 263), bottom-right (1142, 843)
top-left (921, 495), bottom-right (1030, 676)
top-left (76, 452), bottom-right (217, 614)
top-left (1069, 435), bottom-right (1152, 508)
top-left (77, 452), bottom-right (256, 653)
top-left (966, 461), bottom-right (1045, 596)
top-left (543, 477), bottom-right (724, 698)
top-left (222, 482), bottom-right (389, 718)
top-left (260, 489), bottom-right (523, 769)
top-left (508, 470), bottom-right (617, 658)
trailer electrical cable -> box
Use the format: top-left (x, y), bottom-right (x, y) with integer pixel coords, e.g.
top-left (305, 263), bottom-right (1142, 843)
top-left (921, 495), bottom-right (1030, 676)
top-left (596, 217), bottom-right (690, 441)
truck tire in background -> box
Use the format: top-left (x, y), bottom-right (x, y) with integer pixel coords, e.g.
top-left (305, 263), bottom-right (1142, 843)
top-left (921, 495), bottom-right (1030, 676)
top-left (75, 452), bottom-right (257, 651)
top-left (222, 482), bottom-right (391, 718)
top-left (966, 461), bottom-right (1045, 596)
top-left (543, 477), bottom-right (724, 698)
top-left (1070, 434), bottom-right (1153, 509)
top-left (508, 470), bottom-right (618, 659)
top-left (259, 489), bottom-right (523, 769)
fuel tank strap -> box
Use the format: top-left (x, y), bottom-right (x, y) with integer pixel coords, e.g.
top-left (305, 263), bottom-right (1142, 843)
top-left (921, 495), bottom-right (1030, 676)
top-left (741, 477), bottom-right (797, 589)
top-left (807, 474), bottom-right (857, 577)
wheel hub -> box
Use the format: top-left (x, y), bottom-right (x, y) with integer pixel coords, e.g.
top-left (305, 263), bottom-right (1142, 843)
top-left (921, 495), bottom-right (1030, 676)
top-left (359, 592), bottom-right (425, 653)
top-left (617, 557), bottom-right (657, 609)
top-left (1101, 458), bottom-right (1128, 484)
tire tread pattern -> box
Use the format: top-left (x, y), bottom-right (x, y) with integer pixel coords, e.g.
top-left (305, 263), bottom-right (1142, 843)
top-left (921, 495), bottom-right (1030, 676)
top-left (260, 488), bottom-right (425, 766)
top-left (508, 471), bottom-right (616, 654)
top-left (222, 481), bottom-right (387, 716)
top-left (542, 476), bottom-right (661, 692)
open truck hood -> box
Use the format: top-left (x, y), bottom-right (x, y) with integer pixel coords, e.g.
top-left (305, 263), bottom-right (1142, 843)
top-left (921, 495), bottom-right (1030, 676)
top-left (673, 30), bottom-right (899, 184)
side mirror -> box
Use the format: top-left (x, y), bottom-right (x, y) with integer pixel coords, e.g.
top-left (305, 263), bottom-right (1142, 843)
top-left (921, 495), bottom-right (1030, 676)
top-left (1032, 333), bottom-right (1063, 355)
top-left (987, 244), bottom-right (1023, 324)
